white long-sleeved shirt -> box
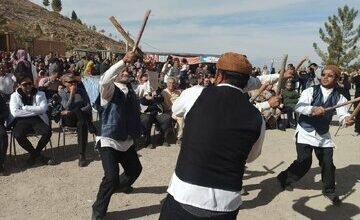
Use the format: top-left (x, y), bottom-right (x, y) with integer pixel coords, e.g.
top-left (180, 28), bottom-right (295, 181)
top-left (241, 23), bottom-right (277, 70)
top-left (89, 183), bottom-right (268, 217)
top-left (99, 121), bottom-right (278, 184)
top-left (295, 86), bottom-right (350, 148)
top-left (9, 90), bottom-right (49, 125)
top-left (96, 60), bottom-right (133, 152)
top-left (169, 83), bottom-right (266, 212)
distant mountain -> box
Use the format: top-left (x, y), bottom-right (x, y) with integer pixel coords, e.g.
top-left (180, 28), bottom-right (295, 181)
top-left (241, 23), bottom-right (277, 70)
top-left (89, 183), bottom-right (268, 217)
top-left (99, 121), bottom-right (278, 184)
top-left (0, 0), bottom-right (126, 51)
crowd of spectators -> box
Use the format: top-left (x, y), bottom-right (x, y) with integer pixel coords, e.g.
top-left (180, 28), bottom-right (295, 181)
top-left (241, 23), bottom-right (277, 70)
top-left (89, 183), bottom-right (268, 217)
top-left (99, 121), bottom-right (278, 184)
top-left (0, 49), bottom-right (359, 176)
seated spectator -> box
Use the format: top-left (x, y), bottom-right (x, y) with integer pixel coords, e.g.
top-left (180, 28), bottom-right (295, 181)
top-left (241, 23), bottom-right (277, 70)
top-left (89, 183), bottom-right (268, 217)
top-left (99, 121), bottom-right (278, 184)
top-left (161, 77), bottom-right (183, 144)
top-left (0, 62), bottom-right (15, 102)
top-left (0, 95), bottom-right (9, 175)
top-left (249, 84), bottom-right (281, 129)
top-left (9, 76), bottom-right (55, 166)
top-left (281, 80), bottom-right (300, 128)
top-left (39, 63), bottom-right (63, 99)
top-left (140, 87), bottom-right (172, 149)
top-left (58, 73), bottom-right (95, 167)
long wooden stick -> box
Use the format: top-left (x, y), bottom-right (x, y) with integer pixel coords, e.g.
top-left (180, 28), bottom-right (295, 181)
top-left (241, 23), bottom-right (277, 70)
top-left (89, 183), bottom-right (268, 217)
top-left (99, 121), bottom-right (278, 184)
top-left (275, 54), bottom-right (288, 96)
top-left (350, 100), bottom-right (360, 119)
top-left (295, 56), bottom-right (308, 72)
top-left (132, 10), bottom-right (151, 53)
top-left (324, 97), bottom-right (360, 112)
top-left (249, 82), bottom-right (270, 103)
top-left (109, 16), bottom-right (145, 56)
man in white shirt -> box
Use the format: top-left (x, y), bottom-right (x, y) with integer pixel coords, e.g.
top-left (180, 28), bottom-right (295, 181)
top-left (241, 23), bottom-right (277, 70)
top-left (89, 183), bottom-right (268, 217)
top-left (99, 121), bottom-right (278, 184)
top-left (9, 76), bottom-right (54, 166)
top-left (92, 52), bottom-right (143, 220)
top-left (277, 65), bottom-right (354, 206)
top-left (159, 52), bottom-right (266, 220)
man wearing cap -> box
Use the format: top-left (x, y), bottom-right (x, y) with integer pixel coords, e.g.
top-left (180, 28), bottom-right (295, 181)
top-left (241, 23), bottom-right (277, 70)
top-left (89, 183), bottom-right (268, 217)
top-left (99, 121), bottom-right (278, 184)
top-left (277, 65), bottom-right (355, 206)
top-left (39, 62), bottom-right (63, 99)
top-left (159, 52), bottom-right (266, 219)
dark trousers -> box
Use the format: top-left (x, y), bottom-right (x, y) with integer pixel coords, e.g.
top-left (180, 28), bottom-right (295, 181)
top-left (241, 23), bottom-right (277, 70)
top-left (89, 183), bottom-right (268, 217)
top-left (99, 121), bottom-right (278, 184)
top-left (282, 105), bottom-right (296, 125)
top-left (279, 141), bottom-right (336, 193)
top-left (140, 113), bottom-right (172, 137)
top-left (62, 108), bottom-right (89, 155)
top-left (92, 146), bottom-right (142, 218)
top-left (159, 194), bottom-right (239, 220)
top-left (12, 116), bottom-right (52, 157)
top-left (0, 125), bottom-right (8, 165)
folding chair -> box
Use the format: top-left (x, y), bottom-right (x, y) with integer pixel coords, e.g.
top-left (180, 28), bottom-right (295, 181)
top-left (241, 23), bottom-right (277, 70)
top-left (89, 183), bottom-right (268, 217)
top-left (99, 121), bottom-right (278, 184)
top-left (57, 120), bottom-right (96, 150)
top-left (7, 129), bottom-right (55, 160)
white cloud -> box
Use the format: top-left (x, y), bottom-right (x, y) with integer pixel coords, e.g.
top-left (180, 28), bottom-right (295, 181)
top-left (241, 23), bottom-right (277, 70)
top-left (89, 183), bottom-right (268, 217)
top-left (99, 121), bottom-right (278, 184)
top-left (29, 0), bottom-right (360, 66)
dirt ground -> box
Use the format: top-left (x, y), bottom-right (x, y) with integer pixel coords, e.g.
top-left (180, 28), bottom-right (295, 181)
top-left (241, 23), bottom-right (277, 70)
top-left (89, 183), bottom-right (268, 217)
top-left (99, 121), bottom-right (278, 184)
top-left (0, 122), bottom-right (359, 220)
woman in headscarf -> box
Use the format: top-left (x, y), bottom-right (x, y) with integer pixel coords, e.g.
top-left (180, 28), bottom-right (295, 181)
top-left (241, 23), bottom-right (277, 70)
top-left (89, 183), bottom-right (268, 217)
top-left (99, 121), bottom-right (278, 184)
top-left (14, 49), bottom-right (33, 81)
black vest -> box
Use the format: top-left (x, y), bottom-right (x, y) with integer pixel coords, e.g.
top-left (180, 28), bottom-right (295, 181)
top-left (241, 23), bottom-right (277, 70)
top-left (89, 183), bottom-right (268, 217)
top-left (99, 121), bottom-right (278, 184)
top-left (175, 86), bottom-right (262, 191)
top-left (101, 85), bottom-right (141, 141)
top-left (298, 85), bottom-right (340, 135)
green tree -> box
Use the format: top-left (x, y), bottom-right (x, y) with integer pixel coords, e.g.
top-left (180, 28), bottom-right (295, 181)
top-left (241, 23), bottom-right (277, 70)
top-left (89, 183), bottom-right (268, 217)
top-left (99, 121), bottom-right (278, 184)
top-left (43, 0), bottom-right (50, 7)
top-left (92, 25), bottom-right (97, 31)
top-left (71, 10), bottom-right (78, 20)
top-left (313, 5), bottom-right (360, 69)
top-left (51, 0), bottom-right (62, 13)
top-left (99, 29), bottom-right (105, 34)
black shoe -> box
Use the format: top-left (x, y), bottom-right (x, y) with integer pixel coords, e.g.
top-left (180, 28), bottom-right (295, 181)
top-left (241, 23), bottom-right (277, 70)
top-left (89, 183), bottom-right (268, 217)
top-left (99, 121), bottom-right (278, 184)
top-left (0, 164), bottom-right (8, 176)
top-left (38, 155), bottom-right (56, 166)
top-left (26, 154), bottom-right (38, 166)
top-left (324, 193), bottom-right (342, 206)
top-left (278, 123), bottom-right (286, 131)
top-left (88, 122), bottom-right (98, 135)
top-left (91, 210), bottom-right (103, 220)
top-left (78, 155), bottom-right (88, 167)
top-left (277, 173), bottom-right (293, 191)
top-left (146, 143), bottom-right (155, 149)
top-left (176, 139), bottom-right (182, 145)
top-left (116, 186), bottom-right (134, 194)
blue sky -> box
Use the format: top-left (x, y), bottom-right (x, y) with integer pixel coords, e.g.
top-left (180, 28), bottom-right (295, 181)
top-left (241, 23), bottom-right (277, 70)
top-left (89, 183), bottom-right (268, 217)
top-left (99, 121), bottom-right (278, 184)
top-left (30, 0), bottom-right (360, 67)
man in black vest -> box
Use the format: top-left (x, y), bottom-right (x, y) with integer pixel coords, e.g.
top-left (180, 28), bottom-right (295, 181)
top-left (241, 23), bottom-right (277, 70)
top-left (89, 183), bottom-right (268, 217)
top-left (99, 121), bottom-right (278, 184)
top-left (92, 51), bottom-right (142, 220)
top-left (159, 52), bottom-right (265, 220)
top-left (277, 65), bottom-right (354, 206)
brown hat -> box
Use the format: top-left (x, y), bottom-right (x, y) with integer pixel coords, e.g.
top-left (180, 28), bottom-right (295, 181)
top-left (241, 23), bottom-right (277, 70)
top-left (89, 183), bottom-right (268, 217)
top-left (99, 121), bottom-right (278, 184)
top-left (216, 52), bottom-right (252, 75)
top-left (323, 65), bottom-right (341, 78)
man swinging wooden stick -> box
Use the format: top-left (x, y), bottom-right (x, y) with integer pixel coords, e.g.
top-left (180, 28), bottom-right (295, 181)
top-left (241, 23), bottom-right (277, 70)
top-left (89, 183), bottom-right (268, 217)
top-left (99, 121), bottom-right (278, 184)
top-left (91, 10), bottom-right (151, 220)
top-left (277, 65), bottom-right (355, 206)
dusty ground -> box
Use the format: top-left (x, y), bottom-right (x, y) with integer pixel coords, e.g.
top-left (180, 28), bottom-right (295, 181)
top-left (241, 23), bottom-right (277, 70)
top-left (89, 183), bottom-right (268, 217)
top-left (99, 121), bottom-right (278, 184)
top-left (0, 122), bottom-right (359, 220)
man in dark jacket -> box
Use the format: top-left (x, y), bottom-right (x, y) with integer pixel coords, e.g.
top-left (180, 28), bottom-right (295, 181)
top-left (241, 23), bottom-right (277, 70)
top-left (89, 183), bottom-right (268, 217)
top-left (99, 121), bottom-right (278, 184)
top-left (58, 73), bottom-right (94, 167)
top-left (159, 53), bottom-right (265, 220)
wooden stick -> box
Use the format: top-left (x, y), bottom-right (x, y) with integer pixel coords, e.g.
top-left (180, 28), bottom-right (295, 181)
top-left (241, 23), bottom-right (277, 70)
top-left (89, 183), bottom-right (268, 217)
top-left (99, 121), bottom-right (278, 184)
top-left (132, 10), bottom-right (151, 53)
top-left (275, 54), bottom-right (288, 96)
top-left (262, 161), bottom-right (284, 174)
top-left (324, 97), bottom-right (360, 112)
top-left (350, 100), bottom-right (360, 119)
top-left (249, 82), bottom-right (270, 103)
top-left (295, 56), bottom-right (308, 72)
top-left (109, 16), bottom-right (145, 56)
